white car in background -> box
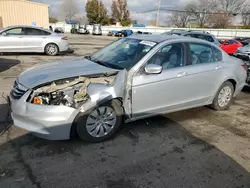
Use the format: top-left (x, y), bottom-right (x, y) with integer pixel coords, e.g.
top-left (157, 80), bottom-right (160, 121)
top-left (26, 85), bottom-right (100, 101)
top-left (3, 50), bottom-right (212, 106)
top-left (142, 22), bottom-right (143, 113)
top-left (0, 25), bottom-right (69, 56)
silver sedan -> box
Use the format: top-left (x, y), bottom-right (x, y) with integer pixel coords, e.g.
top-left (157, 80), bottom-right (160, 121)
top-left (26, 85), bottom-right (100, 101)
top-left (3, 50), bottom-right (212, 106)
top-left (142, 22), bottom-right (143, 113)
top-left (9, 35), bottom-right (247, 142)
top-left (0, 25), bottom-right (69, 55)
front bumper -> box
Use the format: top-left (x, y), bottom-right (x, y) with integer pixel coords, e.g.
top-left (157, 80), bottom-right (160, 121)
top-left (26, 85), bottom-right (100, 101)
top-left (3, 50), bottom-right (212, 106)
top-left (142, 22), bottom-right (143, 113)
top-left (9, 90), bottom-right (79, 140)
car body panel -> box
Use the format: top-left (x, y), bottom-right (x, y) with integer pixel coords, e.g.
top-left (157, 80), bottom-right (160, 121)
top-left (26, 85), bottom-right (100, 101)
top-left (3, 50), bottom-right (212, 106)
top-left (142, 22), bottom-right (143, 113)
top-left (9, 35), bottom-right (247, 140)
top-left (18, 58), bottom-right (119, 88)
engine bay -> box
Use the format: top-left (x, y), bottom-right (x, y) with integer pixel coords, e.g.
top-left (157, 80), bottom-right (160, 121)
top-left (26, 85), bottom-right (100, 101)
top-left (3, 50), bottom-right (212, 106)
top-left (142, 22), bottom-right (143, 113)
top-left (29, 75), bottom-right (116, 108)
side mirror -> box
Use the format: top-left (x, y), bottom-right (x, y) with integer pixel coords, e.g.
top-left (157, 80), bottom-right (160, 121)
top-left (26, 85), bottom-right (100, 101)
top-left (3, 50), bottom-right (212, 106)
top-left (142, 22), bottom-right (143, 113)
top-left (144, 64), bottom-right (162, 74)
top-left (1, 32), bottom-right (6, 36)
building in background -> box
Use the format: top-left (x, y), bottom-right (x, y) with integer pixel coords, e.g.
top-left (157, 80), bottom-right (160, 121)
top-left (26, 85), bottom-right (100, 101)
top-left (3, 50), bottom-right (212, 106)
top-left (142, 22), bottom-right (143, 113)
top-left (0, 0), bottom-right (49, 29)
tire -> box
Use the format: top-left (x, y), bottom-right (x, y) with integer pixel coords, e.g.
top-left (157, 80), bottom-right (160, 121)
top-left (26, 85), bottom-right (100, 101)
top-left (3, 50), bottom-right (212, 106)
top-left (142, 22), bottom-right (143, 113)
top-left (76, 100), bottom-right (123, 142)
top-left (45, 43), bottom-right (58, 56)
top-left (210, 81), bottom-right (234, 111)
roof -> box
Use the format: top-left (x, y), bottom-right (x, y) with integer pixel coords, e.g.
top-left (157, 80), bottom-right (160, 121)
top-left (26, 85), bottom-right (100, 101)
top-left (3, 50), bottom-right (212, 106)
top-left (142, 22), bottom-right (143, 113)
top-left (127, 34), bottom-right (220, 48)
top-left (2, 25), bottom-right (52, 33)
top-left (127, 34), bottom-right (186, 43)
top-left (182, 31), bottom-right (213, 36)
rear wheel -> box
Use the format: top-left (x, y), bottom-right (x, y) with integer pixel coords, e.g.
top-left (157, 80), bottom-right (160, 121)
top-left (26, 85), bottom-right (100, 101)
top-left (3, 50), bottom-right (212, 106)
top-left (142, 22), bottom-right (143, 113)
top-left (45, 43), bottom-right (58, 56)
top-left (76, 100), bottom-right (123, 142)
top-left (210, 81), bottom-right (234, 110)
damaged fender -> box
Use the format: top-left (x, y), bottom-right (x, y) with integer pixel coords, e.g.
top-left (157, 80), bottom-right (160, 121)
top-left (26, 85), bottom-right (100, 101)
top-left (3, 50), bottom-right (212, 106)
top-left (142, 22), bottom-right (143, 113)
top-left (79, 70), bottom-right (128, 113)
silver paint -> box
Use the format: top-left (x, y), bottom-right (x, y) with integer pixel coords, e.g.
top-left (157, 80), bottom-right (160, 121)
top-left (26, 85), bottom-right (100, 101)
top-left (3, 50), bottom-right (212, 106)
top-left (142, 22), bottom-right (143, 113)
top-left (10, 35), bottom-right (247, 140)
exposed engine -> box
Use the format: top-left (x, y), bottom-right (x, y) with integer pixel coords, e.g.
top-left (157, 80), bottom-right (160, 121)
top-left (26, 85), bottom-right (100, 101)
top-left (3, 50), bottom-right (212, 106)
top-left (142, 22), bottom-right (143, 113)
top-left (29, 75), bottom-right (115, 108)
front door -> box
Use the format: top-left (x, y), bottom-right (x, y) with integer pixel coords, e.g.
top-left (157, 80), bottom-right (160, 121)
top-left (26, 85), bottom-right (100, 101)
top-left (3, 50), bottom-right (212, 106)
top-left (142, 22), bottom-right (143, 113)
top-left (0, 27), bottom-right (25, 52)
top-left (132, 42), bottom-right (195, 117)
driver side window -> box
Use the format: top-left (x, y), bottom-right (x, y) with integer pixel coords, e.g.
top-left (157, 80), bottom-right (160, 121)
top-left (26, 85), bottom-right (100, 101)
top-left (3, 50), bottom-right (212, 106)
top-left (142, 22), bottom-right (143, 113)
top-left (6, 28), bottom-right (24, 36)
top-left (148, 43), bottom-right (184, 70)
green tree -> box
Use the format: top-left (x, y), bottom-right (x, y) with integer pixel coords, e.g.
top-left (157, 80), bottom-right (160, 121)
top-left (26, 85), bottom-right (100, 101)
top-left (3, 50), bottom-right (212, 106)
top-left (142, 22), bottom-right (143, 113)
top-left (111, 0), bottom-right (131, 26)
top-left (86, 0), bottom-right (110, 25)
top-left (49, 17), bottom-right (58, 23)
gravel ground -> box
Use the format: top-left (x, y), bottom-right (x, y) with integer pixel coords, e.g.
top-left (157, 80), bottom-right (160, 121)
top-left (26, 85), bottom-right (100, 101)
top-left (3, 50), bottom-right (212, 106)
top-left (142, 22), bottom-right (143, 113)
top-left (0, 35), bottom-right (250, 188)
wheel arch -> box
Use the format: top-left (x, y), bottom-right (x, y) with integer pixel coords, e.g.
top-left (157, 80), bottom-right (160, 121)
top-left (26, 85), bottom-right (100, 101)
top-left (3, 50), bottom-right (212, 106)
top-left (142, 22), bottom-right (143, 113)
top-left (44, 42), bottom-right (60, 53)
top-left (69, 97), bottom-right (124, 138)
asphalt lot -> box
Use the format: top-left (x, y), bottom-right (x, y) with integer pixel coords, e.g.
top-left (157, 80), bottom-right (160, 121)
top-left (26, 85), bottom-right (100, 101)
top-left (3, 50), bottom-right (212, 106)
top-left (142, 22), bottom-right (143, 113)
top-left (0, 34), bottom-right (250, 188)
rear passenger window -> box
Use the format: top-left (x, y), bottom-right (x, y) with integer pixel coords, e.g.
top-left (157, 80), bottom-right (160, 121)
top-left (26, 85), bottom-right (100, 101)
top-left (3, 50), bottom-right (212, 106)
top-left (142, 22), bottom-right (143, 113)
top-left (25, 28), bottom-right (44, 35)
top-left (188, 43), bottom-right (222, 65)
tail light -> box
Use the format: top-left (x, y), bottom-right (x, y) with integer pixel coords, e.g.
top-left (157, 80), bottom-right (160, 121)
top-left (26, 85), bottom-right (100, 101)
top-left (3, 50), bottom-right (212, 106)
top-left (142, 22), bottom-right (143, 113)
top-left (242, 64), bottom-right (247, 70)
top-left (61, 36), bottom-right (68, 40)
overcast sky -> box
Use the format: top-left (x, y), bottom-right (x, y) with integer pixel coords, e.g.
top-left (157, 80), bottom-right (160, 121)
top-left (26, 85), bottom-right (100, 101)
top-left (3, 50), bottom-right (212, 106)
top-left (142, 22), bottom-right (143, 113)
top-left (31, 0), bottom-right (188, 24)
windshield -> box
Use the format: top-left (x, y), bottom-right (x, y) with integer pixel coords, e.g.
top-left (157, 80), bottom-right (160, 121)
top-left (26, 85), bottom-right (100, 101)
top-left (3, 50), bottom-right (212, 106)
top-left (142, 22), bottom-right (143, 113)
top-left (89, 38), bottom-right (156, 70)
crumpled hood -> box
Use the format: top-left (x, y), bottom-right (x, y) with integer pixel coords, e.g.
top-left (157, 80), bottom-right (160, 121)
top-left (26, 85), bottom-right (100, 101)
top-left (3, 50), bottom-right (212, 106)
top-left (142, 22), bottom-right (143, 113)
top-left (18, 58), bottom-right (119, 88)
top-left (237, 45), bottom-right (250, 53)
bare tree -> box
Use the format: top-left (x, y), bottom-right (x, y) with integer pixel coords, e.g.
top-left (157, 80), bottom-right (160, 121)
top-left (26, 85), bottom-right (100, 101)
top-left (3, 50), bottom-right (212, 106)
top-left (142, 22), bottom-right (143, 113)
top-left (215, 0), bottom-right (245, 13)
top-left (186, 0), bottom-right (216, 28)
top-left (208, 13), bottom-right (232, 28)
top-left (61, 0), bottom-right (79, 22)
top-left (241, 2), bottom-right (250, 26)
top-left (170, 12), bottom-right (190, 28)
top-left (207, 0), bottom-right (245, 28)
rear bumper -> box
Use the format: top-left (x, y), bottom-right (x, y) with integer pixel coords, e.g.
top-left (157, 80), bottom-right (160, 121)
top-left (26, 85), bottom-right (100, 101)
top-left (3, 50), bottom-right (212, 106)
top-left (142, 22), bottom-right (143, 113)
top-left (58, 41), bottom-right (69, 52)
top-left (9, 90), bottom-right (79, 140)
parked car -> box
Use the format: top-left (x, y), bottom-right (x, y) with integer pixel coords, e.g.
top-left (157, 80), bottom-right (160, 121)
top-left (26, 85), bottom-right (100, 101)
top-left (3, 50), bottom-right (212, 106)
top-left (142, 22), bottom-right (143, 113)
top-left (136, 31), bottom-right (152, 35)
top-left (234, 37), bottom-right (250, 46)
top-left (162, 30), bottom-right (220, 46)
top-left (0, 25), bottom-right (69, 56)
top-left (114, 30), bottom-right (123, 37)
top-left (218, 39), bottom-right (242, 55)
top-left (182, 31), bottom-right (220, 46)
top-left (234, 44), bottom-right (250, 61)
top-left (77, 25), bottom-right (89, 34)
top-left (92, 24), bottom-right (102, 35)
top-left (54, 27), bottom-right (64, 33)
top-left (107, 30), bottom-right (120, 36)
top-left (9, 35), bottom-right (246, 142)
top-left (162, 29), bottom-right (187, 36)
top-left (121, 30), bottom-right (133, 37)
top-left (113, 30), bottom-right (133, 37)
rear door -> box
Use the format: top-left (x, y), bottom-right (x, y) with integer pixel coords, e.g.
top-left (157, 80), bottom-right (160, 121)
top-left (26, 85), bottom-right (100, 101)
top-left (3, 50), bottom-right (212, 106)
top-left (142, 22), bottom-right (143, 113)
top-left (0, 27), bottom-right (25, 52)
top-left (183, 42), bottom-right (224, 102)
top-left (22, 28), bottom-right (49, 52)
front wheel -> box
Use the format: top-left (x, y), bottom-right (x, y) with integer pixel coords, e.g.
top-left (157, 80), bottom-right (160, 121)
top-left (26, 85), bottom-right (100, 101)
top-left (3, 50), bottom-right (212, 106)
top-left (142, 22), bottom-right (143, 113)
top-left (76, 100), bottom-right (123, 142)
top-left (45, 43), bottom-right (58, 56)
top-left (210, 81), bottom-right (234, 111)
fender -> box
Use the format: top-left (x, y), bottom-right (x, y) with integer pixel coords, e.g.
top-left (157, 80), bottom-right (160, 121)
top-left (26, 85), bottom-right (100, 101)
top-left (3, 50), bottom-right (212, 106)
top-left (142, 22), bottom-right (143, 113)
top-left (78, 69), bottom-right (127, 113)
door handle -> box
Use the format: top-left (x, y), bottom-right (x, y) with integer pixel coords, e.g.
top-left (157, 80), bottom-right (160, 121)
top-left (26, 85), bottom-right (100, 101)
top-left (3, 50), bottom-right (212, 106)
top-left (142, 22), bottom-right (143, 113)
top-left (177, 72), bottom-right (188, 77)
top-left (215, 66), bottom-right (222, 70)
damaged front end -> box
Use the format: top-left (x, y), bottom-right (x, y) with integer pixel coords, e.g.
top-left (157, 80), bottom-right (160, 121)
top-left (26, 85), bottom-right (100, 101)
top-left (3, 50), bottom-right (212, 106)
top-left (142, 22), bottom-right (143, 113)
top-left (28, 75), bottom-right (115, 108)
top-left (27, 70), bottom-right (127, 112)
